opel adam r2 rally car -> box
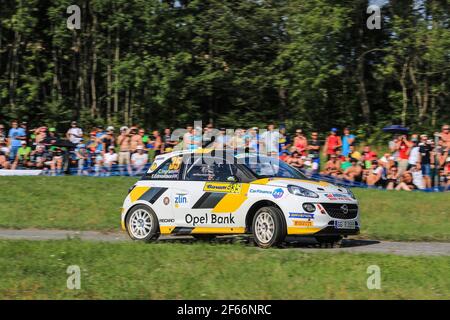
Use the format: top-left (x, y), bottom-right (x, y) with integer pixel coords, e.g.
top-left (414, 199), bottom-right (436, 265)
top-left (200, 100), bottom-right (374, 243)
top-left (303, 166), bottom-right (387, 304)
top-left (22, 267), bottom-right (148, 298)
top-left (120, 149), bottom-right (360, 248)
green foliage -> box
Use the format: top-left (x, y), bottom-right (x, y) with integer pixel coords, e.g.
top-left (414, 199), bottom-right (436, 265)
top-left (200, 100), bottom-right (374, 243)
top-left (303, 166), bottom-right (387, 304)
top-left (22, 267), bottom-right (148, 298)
top-left (0, 0), bottom-right (448, 133)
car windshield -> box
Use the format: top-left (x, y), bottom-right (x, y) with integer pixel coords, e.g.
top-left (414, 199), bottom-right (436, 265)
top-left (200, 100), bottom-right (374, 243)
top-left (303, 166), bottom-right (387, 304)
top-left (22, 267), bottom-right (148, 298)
top-left (241, 155), bottom-right (308, 179)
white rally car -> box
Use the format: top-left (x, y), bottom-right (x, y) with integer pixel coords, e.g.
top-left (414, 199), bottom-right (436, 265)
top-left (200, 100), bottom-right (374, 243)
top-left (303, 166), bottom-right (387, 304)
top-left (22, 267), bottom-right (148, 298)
top-left (121, 149), bottom-right (360, 248)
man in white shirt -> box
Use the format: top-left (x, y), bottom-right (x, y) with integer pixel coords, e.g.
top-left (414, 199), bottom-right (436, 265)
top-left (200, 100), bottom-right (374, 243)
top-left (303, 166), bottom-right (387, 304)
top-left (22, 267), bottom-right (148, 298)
top-left (131, 145), bottom-right (148, 175)
top-left (260, 124), bottom-right (280, 157)
top-left (66, 121), bottom-right (83, 144)
top-left (103, 146), bottom-right (118, 176)
top-left (408, 138), bottom-right (421, 169)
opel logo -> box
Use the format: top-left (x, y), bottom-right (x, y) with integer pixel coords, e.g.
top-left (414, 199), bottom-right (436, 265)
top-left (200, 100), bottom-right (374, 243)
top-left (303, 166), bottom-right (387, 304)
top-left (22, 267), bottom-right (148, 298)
top-left (340, 204), bottom-right (349, 214)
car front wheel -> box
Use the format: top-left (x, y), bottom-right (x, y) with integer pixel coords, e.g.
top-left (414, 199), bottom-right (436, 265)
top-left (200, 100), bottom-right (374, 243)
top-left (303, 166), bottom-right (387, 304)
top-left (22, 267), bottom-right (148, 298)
top-left (126, 204), bottom-right (159, 242)
top-left (252, 206), bottom-right (286, 248)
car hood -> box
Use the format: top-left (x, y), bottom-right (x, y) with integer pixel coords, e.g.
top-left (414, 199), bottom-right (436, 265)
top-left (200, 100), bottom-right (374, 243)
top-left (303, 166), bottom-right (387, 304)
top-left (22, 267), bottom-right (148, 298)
top-left (251, 177), bottom-right (348, 194)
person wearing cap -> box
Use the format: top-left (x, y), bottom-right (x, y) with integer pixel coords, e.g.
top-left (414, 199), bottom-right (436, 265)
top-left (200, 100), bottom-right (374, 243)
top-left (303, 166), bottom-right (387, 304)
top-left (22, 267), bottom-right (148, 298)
top-left (8, 120), bottom-right (27, 161)
top-left (440, 124), bottom-right (450, 149)
top-left (117, 126), bottom-right (132, 176)
top-left (66, 121), bottom-right (83, 144)
top-left (101, 126), bottom-right (116, 152)
top-left (11, 140), bottom-right (32, 169)
top-left (407, 136), bottom-right (421, 171)
top-left (103, 146), bottom-right (118, 176)
top-left (131, 145), bottom-right (148, 175)
top-left (323, 128), bottom-right (342, 160)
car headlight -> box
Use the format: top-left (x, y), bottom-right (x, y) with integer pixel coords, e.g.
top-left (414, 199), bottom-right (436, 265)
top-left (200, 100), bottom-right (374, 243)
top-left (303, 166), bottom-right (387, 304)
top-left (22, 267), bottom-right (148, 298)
top-left (287, 185), bottom-right (319, 198)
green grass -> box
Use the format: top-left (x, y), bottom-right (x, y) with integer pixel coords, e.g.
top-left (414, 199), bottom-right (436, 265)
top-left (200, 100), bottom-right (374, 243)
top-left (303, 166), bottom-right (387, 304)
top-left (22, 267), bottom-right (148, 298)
top-left (0, 240), bottom-right (448, 299)
top-left (0, 177), bottom-right (448, 241)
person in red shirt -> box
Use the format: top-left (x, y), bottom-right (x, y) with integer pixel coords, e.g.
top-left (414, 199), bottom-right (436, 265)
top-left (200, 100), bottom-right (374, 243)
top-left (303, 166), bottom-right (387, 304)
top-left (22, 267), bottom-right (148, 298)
top-left (440, 124), bottom-right (450, 149)
top-left (361, 146), bottom-right (377, 169)
top-left (395, 134), bottom-right (412, 176)
top-left (323, 128), bottom-right (342, 160)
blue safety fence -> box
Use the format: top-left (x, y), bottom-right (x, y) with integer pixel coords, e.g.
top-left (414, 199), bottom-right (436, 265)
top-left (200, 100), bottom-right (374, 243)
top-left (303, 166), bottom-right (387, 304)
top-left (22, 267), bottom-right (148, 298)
top-left (31, 164), bottom-right (450, 192)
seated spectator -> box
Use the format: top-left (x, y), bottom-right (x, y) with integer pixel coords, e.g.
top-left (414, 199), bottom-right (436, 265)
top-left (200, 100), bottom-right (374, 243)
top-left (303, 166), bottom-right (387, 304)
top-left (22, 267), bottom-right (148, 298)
top-left (321, 154), bottom-right (341, 176)
top-left (11, 141), bottom-right (32, 169)
top-left (396, 171), bottom-right (418, 191)
top-left (442, 156), bottom-right (450, 190)
top-left (279, 150), bottom-right (290, 162)
top-left (103, 146), bottom-right (118, 176)
top-left (410, 165), bottom-right (425, 190)
top-left (49, 147), bottom-right (64, 175)
top-left (131, 145), bottom-right (148, 175)
top-left (361, 146), bottom-right (377, 169)
top-left (29, 144), bottom-right (48, 169)
top-left (93, 150), bottom-right (104, 176)
top-left (0, 139), bottom-right (10, 159)
top-left (386, 166), bottom-right (400, 190)
top-left (286, 151), bottom-right (304, 169)
top-left (348, 145), bottom-right (362, 160)
top-left (76, 144), bottom-right (90, 176)
top-left (363, 160), bottom-right (383, 187)
top-left (0, 143), bottom-right (11, 169)
top-left (101, 126), bottom-right (116, 152)
top-left (340, 158), bottom-right (362, 181)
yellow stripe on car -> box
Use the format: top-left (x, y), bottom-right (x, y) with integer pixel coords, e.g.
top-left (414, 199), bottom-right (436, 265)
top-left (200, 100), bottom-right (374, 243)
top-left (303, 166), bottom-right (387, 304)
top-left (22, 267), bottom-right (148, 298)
top-left (191, 227), bottom-right (246, 234)
top-left (212, 184), bottom-right (250, 213)
top-left (129, 186), bottom-right (150, 202)
top-left (287, 227), bottom-right (321, 235)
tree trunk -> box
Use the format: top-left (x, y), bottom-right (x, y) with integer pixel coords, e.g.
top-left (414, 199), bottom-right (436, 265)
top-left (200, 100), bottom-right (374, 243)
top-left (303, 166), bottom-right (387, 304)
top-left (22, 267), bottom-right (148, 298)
top-left (357, 56), bottom-right (371, 126)
top-left (113, 29), bottom-right (120, 115)
top-left (90, 13), bottom-right (98, 118)
top-left (106, 28), bottom-right (112, 124)
top-left (400, 62), bottom-right (408, 126)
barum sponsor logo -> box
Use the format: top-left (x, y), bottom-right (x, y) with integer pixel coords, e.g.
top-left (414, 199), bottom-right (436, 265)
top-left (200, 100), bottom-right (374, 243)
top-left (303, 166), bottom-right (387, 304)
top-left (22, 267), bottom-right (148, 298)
top-left (272, 188), bottom-right (284, 199)
top-left (288, 212), bottom-right (314, 220)
top-left (185, 213), bottom-right (235, 226)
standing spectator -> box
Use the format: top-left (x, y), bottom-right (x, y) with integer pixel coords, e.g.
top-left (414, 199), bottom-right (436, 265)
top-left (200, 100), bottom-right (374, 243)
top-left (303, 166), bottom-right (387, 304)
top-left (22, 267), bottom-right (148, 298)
top-left (66, 121), bottom-right (83, 144)
top-left (130, 127), bottom-right (143, 152)
top-left (0, 124), bottom-right (6, 142)
top-left (188, 127), bottom-right (202, 152)
top-left (100, 126), bottom-right (115, 152)
top-left (49, 147), bottom-right (64, 175)
top-left (418, 135), bottom-right (433, 189)
top-left (440, 124), bottom-right (450, 148)
top-left (323, 128), bottom-right (342, 160)
top-left (131, 145), bottom-right (148, 175)
top-left (396, 134), bottom-right (412, 176)
top-left (152, 130), bottom-right (163, 156)
top-left (407, 137), bottom-right (421, 170)
top-left (75, 144), bottom-right (90, 175)
top-left (103, 146), bottom-right (118, 176)
top-left (228, 128), bottom-right (245, 150)
top-left (293, 129), bottom-right (308, 155)
top-left (8, 120), bottom-right (26, 161)
top-left (162, 128), bottom-right (177, 153)
top-left (118, 126), bottom-right (132, 176)
top-left (86, 132), bottom-right (99, 154)
top-left (247, 127), bottom-right (259, 152)
top-left (260, 124), bottom-right (280, 157)
top-left (183, 125), bottom-right (194, 150)
top-left (214, 128), bottom-right (228, 149)
top-left (389, 135), bottom-right (400, 161)
top-left (341, 127), bottom-right (355, 157)
top-left (279, 126), bottom-right (291, 154)
top-left (307, 132), bottom-right (321, 169)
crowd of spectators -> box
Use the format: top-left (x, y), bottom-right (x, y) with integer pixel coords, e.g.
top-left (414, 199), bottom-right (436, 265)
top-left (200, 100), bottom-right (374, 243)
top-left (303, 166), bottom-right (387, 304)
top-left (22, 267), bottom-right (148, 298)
top-left (0, 120), bottom-right (449, 191)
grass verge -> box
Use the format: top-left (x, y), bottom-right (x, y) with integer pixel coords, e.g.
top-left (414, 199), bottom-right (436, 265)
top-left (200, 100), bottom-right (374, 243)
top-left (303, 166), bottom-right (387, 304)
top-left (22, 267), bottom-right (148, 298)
top-left (0, 240), bottom-right (448, 299)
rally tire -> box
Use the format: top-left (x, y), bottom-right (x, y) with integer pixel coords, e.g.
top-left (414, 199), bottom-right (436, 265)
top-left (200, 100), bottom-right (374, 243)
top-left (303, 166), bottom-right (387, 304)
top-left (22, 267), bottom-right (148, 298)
top-left (252, 206), bottom-right (286, 249)
top-left (126, 204), bottom-right (160, 242)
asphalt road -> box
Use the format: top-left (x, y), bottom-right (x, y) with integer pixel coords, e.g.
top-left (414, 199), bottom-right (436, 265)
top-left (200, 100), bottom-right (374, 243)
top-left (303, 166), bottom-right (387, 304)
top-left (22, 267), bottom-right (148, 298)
top-left (0, 228), bottom-right (449, 256)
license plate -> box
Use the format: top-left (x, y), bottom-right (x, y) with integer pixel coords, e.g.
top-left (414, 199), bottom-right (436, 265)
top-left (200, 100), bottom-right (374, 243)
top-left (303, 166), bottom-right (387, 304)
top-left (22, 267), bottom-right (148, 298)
top-left (334, 220), bottom-right (356, 229)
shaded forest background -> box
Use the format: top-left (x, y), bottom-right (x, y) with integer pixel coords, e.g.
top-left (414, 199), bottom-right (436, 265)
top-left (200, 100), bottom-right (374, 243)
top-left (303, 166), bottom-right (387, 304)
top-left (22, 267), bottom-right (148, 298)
top-left (0, 0), bottom-right (449, 141)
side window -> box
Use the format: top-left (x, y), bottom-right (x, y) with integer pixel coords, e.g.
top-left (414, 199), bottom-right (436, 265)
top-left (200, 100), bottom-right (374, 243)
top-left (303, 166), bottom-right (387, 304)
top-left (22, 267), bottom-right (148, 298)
top-left (149, 156), bottom-right (182, 180)
top-left (184, 157), bottom-right (233, 182)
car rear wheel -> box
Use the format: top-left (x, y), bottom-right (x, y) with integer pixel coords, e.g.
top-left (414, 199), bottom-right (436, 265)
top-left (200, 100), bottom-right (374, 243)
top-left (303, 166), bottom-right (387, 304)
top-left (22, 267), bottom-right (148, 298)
top-left (252, 206), bottom-right (286, 248)
top-left (126, 205), bottom-right (159, 242)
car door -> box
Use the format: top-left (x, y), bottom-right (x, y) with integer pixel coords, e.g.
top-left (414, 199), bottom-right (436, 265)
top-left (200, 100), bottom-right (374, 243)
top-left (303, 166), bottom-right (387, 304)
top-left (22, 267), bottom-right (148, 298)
top-left (174, 155), bottom-right (239, 230)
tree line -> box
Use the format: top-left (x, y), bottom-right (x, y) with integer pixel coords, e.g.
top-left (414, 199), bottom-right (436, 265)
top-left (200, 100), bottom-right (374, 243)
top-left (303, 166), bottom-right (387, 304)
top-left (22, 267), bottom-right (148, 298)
top-left (0, 0), bottom-right (449, 140)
